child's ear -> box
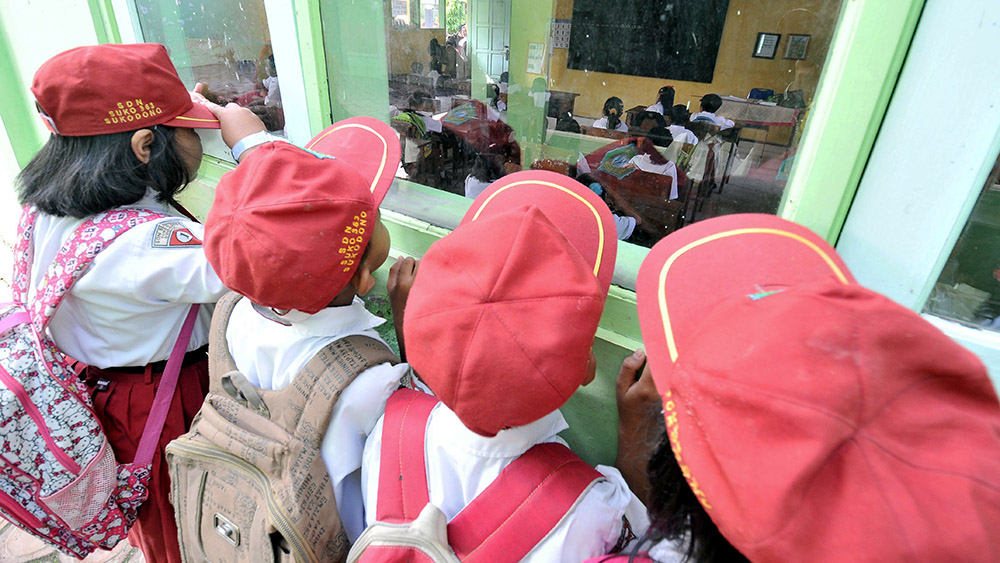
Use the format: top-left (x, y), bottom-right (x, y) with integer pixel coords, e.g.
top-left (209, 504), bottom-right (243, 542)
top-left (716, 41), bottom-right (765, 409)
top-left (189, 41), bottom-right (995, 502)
top-left (130, 129), bottom-right (155, 163)
top-left (351, 263), bottom-right (377, 296)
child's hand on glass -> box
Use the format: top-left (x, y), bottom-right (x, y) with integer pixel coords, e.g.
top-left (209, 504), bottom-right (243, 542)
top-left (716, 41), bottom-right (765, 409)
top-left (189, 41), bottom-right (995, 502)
top-left (388, 256), bottom-right (419, 361)
top-left (192, 83), bottom-right (266, 149)
top-left (615, 348), bottom-right (661, 503)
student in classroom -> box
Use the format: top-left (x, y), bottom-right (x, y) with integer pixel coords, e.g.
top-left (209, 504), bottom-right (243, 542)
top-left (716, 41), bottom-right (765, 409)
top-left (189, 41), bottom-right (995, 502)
top-left (15, 43), bottom-right (233, 563)
top-left (198, 103), bottom-right (413, 551)
top-left (358, 172), bottom-right (648, 561)
top-left (645, 85), bottom-right (675, 116)
top-left (598, 214), bottom-right (1000, 562)
top-left (690, 93), bottom-right (735, 130)
top-left (666, 104), bottom-right (699, 146)
top-left (594, 96), bottom-right (629, 132)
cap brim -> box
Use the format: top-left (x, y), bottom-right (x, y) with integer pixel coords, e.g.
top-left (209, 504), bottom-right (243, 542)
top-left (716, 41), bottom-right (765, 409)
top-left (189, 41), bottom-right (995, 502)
top-left (305, 117), bottom-right (401, 206)
top-left (636, 213), bottom-right (855, 385)
top-left (162, 101), bottom-right (221, 129)
top-left (461, 170), bottom-right (618, 292)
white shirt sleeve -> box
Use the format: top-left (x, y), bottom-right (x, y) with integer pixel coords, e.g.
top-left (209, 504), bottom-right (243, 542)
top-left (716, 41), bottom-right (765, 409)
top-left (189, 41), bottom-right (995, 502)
top-left (124, 219), bottom-right (228, 304)
top-left (324, 362), bottom-right (410, 542)
top-left (525, 464), bottom-right (648, 562)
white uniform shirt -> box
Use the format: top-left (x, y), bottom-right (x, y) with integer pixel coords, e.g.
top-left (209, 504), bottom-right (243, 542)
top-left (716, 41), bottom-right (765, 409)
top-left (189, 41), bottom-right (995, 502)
top-left (593, 117), bottom-right (629, 132)
top-left (631, 154), bottom-right (679, 200)
top-left (690, 111), bottom-right (735, 130)
top-left (645, 102), bottom-right (665, 115)
top-left (361, 402), bottom-right (649, 562)
top-left (227, 297), bottom-right (408, 542)
top-left (667, 124), bottom-right (699, 146)
top-left (27, 190), bottom-right (226, 368)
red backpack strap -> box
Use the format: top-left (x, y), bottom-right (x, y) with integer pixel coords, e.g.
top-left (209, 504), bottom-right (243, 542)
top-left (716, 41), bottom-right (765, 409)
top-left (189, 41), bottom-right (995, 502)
top-left (376, 388), bottom-right (439, 523)
top-left (448, 441), bottom-right (602, 562)
top-left (26, 208), bottom-right (167, 331)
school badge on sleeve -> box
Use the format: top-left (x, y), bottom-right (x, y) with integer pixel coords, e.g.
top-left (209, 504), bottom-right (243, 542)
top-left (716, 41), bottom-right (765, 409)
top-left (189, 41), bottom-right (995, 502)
top-left (151, 221), bottom-right (203, 248)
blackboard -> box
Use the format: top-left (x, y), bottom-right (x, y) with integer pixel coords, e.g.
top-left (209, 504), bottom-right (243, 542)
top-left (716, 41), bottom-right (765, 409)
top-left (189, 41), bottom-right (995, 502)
top-left (567, 0), bottom-right (730, 84)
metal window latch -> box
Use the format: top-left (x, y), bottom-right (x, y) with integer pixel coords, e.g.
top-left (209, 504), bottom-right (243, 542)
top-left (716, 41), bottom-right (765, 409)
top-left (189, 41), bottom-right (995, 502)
top-left (214, 513), bottom-right (240, 547)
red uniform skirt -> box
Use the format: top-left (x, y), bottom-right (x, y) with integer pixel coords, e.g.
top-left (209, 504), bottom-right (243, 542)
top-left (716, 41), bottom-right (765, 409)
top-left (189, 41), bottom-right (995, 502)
top-left (86, 351), bottom-right (209, 563)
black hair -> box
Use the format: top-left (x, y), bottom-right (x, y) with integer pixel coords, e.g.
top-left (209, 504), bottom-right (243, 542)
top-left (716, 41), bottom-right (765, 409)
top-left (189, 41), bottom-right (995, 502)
top-left (17, 125), bottom-right (193, 219)
top-left (635, 110), bottom-right (667, 130)
top-left (632, 433), bottom-right (749, 563)
top-left (468, 152), bottom-right (504, 183)
top-left (603, 96), bottom-right (624, 130)
top-left (657, 86), bottom-right (676, 110)
top-left (647, 126), bottom-right (673, 148)
top-left (700, 94), bottom-right (723, 113)
top-left (670, 104), bottom-right (691, 127)
top-left (555, 111), bottom-right (581, 133)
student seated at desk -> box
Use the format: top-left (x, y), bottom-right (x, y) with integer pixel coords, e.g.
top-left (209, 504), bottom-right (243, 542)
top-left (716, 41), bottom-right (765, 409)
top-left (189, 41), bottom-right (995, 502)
top-left (690, 93), bottom-right (735, 130)
top-left (633, 110), bottom-right (666, 132)
top-left (594, 96), bottom-right (628, 132)
top-left (578, 173), bottom-right (639, 241)
top-left (667, 105), bottom-right (699, 146)
top-left (645, 85), bottom-right (675, 115)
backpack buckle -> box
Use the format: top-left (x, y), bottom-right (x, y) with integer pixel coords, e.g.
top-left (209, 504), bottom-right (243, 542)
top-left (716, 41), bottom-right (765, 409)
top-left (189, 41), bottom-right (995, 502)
top-left (214, 513), bottom-right (240, 547)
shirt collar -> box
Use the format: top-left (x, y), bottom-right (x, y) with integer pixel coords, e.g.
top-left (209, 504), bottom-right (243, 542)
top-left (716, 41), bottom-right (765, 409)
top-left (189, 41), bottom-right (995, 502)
top-left (255, 296), bottom-right (386, 337)
top-left (433, 403), bottom-right (569, 459)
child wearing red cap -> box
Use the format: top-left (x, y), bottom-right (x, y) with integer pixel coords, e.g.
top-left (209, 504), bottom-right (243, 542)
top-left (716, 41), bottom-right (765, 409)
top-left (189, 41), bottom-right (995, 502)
top-left (16, 43), bottom-right (237, 563)
top-left (358, 171), bottom-right (650, 561)
top-left (604, 214), bottom-right (1000, 562)
top-left (201, 109), bottom-right (412, 545)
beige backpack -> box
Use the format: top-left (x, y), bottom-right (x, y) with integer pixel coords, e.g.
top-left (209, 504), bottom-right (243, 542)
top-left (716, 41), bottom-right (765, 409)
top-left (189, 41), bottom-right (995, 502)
top-left (166, 292), bottom-right (399, 563)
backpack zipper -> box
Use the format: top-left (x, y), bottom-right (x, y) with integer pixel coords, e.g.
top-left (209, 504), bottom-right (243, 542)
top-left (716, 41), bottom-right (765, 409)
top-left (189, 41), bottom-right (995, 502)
top-left (165, 437), bottom-right (319, 563)
top-left (0, 366), bottom-right (82, 475)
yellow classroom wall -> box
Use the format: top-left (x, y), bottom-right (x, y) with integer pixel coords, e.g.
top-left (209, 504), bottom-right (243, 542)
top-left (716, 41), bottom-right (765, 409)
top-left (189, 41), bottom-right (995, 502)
top-left (384, 0), bottom-right (448, 76)
top-left (549, 0), bottom-right (840, 118)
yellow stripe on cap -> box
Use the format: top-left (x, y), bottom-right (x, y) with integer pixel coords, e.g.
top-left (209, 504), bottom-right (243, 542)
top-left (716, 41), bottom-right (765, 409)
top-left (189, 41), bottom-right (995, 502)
top-left (659, 227), bottom-right (850, 362)
top-left (172, 116), bottom-right (219, 123)
top-left (471, 179), bottom-right (605, 278)
top-left (307, 122), bottom-right (388, 194)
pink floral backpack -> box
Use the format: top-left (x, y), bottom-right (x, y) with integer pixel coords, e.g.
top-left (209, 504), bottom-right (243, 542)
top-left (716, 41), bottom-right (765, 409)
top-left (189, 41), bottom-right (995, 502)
top-left (0, 207), bottom-right (199, 558)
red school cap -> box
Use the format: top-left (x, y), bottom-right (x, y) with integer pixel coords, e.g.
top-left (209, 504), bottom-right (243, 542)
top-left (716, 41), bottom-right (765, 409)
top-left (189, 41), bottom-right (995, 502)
top-left (31, 43), bottom-right (219, 136)
top-left (205, 117), bottom-right (400, 314)
top-left (405, 171), bottom-right (618, 436)
top-left (636, 214), bottom-right (1000, 561)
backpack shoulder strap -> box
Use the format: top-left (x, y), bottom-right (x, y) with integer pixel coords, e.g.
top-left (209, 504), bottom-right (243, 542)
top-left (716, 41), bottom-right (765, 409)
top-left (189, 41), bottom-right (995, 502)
top-left (449, 441), bottom-right (603, 562)
top-left (286, 334), bottom-right (399, 440)
top-left (11, 207), bottom-right (39, 305)
top-left (208, 291), bottom-right (400, 443)
top-left (375, 388), bottom-right (438, 524)
top-left (25, 207), bottom-right (168, 331)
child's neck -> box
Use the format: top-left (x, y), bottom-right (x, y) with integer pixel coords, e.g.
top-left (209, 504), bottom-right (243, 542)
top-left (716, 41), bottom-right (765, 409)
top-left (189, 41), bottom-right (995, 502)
top-left (328, 288), bottom-right (359, 308)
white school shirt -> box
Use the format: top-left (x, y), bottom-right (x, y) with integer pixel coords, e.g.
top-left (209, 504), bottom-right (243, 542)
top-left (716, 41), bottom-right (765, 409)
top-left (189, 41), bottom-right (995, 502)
top-left (226, 297), bottom-right (409, 542)
top-left (27, 190), bottom-right (226, 368)
top-left (667, 124), bottom-right (699, 146)
top-left (361, 402), bottom-right (649, 562)
top-left (593, 116), bottom-right (629, 132)
top-left (631, 154), bottom-right (679, 200)
top-left (690, 111), bottom-right (735, 130)
top-left (645, 102), bottom-right (665, 115)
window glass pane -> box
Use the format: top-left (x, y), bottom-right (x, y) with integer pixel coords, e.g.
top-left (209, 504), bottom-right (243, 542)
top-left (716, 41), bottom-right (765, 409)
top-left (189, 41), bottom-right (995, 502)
top-left (379, 0), bottom-right (844, 247)
top-left (923, 151), bottom-right (1000, 330)
top-left (134, 0), bottom-right (286, 137)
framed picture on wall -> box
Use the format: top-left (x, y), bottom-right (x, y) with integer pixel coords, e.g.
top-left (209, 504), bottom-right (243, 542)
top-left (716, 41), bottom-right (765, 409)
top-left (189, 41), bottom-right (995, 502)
top-left (753, 32), bottom-right (781, 59)
top-left (785, 34), bottom-right (811, 60)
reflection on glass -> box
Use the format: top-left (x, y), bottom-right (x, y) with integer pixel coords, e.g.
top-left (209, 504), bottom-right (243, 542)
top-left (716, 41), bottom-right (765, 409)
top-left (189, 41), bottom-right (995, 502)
top-left (135, 0), bottom-right (285, 135)
top-left (383, 0), bottom-right (842, 247)
top-left (924, 154), bottom-right (1000, 330)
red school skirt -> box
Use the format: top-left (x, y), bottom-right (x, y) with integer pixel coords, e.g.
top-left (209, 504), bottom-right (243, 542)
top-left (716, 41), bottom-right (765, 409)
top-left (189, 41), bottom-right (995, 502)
top-left (85, 350), bottom-right (209, 563)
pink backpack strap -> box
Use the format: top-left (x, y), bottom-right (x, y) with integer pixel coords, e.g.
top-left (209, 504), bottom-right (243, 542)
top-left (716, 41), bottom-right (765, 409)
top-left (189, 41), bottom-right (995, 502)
top-left (21, 207), bottom-right (168, 332)
top-left (449, 441), bottom-right (602, 562)
top-left (11, 206), bottom-right (40, 304)
top-left (376, 388), bottom-right (439, 523)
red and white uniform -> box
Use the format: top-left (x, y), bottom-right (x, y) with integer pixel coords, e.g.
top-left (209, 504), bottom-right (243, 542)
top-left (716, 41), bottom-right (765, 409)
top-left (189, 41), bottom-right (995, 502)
top-left (27, 190), bottom-right (225, 368)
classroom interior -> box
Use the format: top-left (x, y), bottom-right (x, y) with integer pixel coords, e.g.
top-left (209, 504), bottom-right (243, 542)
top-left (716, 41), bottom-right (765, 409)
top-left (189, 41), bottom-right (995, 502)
top-left (134, 0), bottom-right (842, 248)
